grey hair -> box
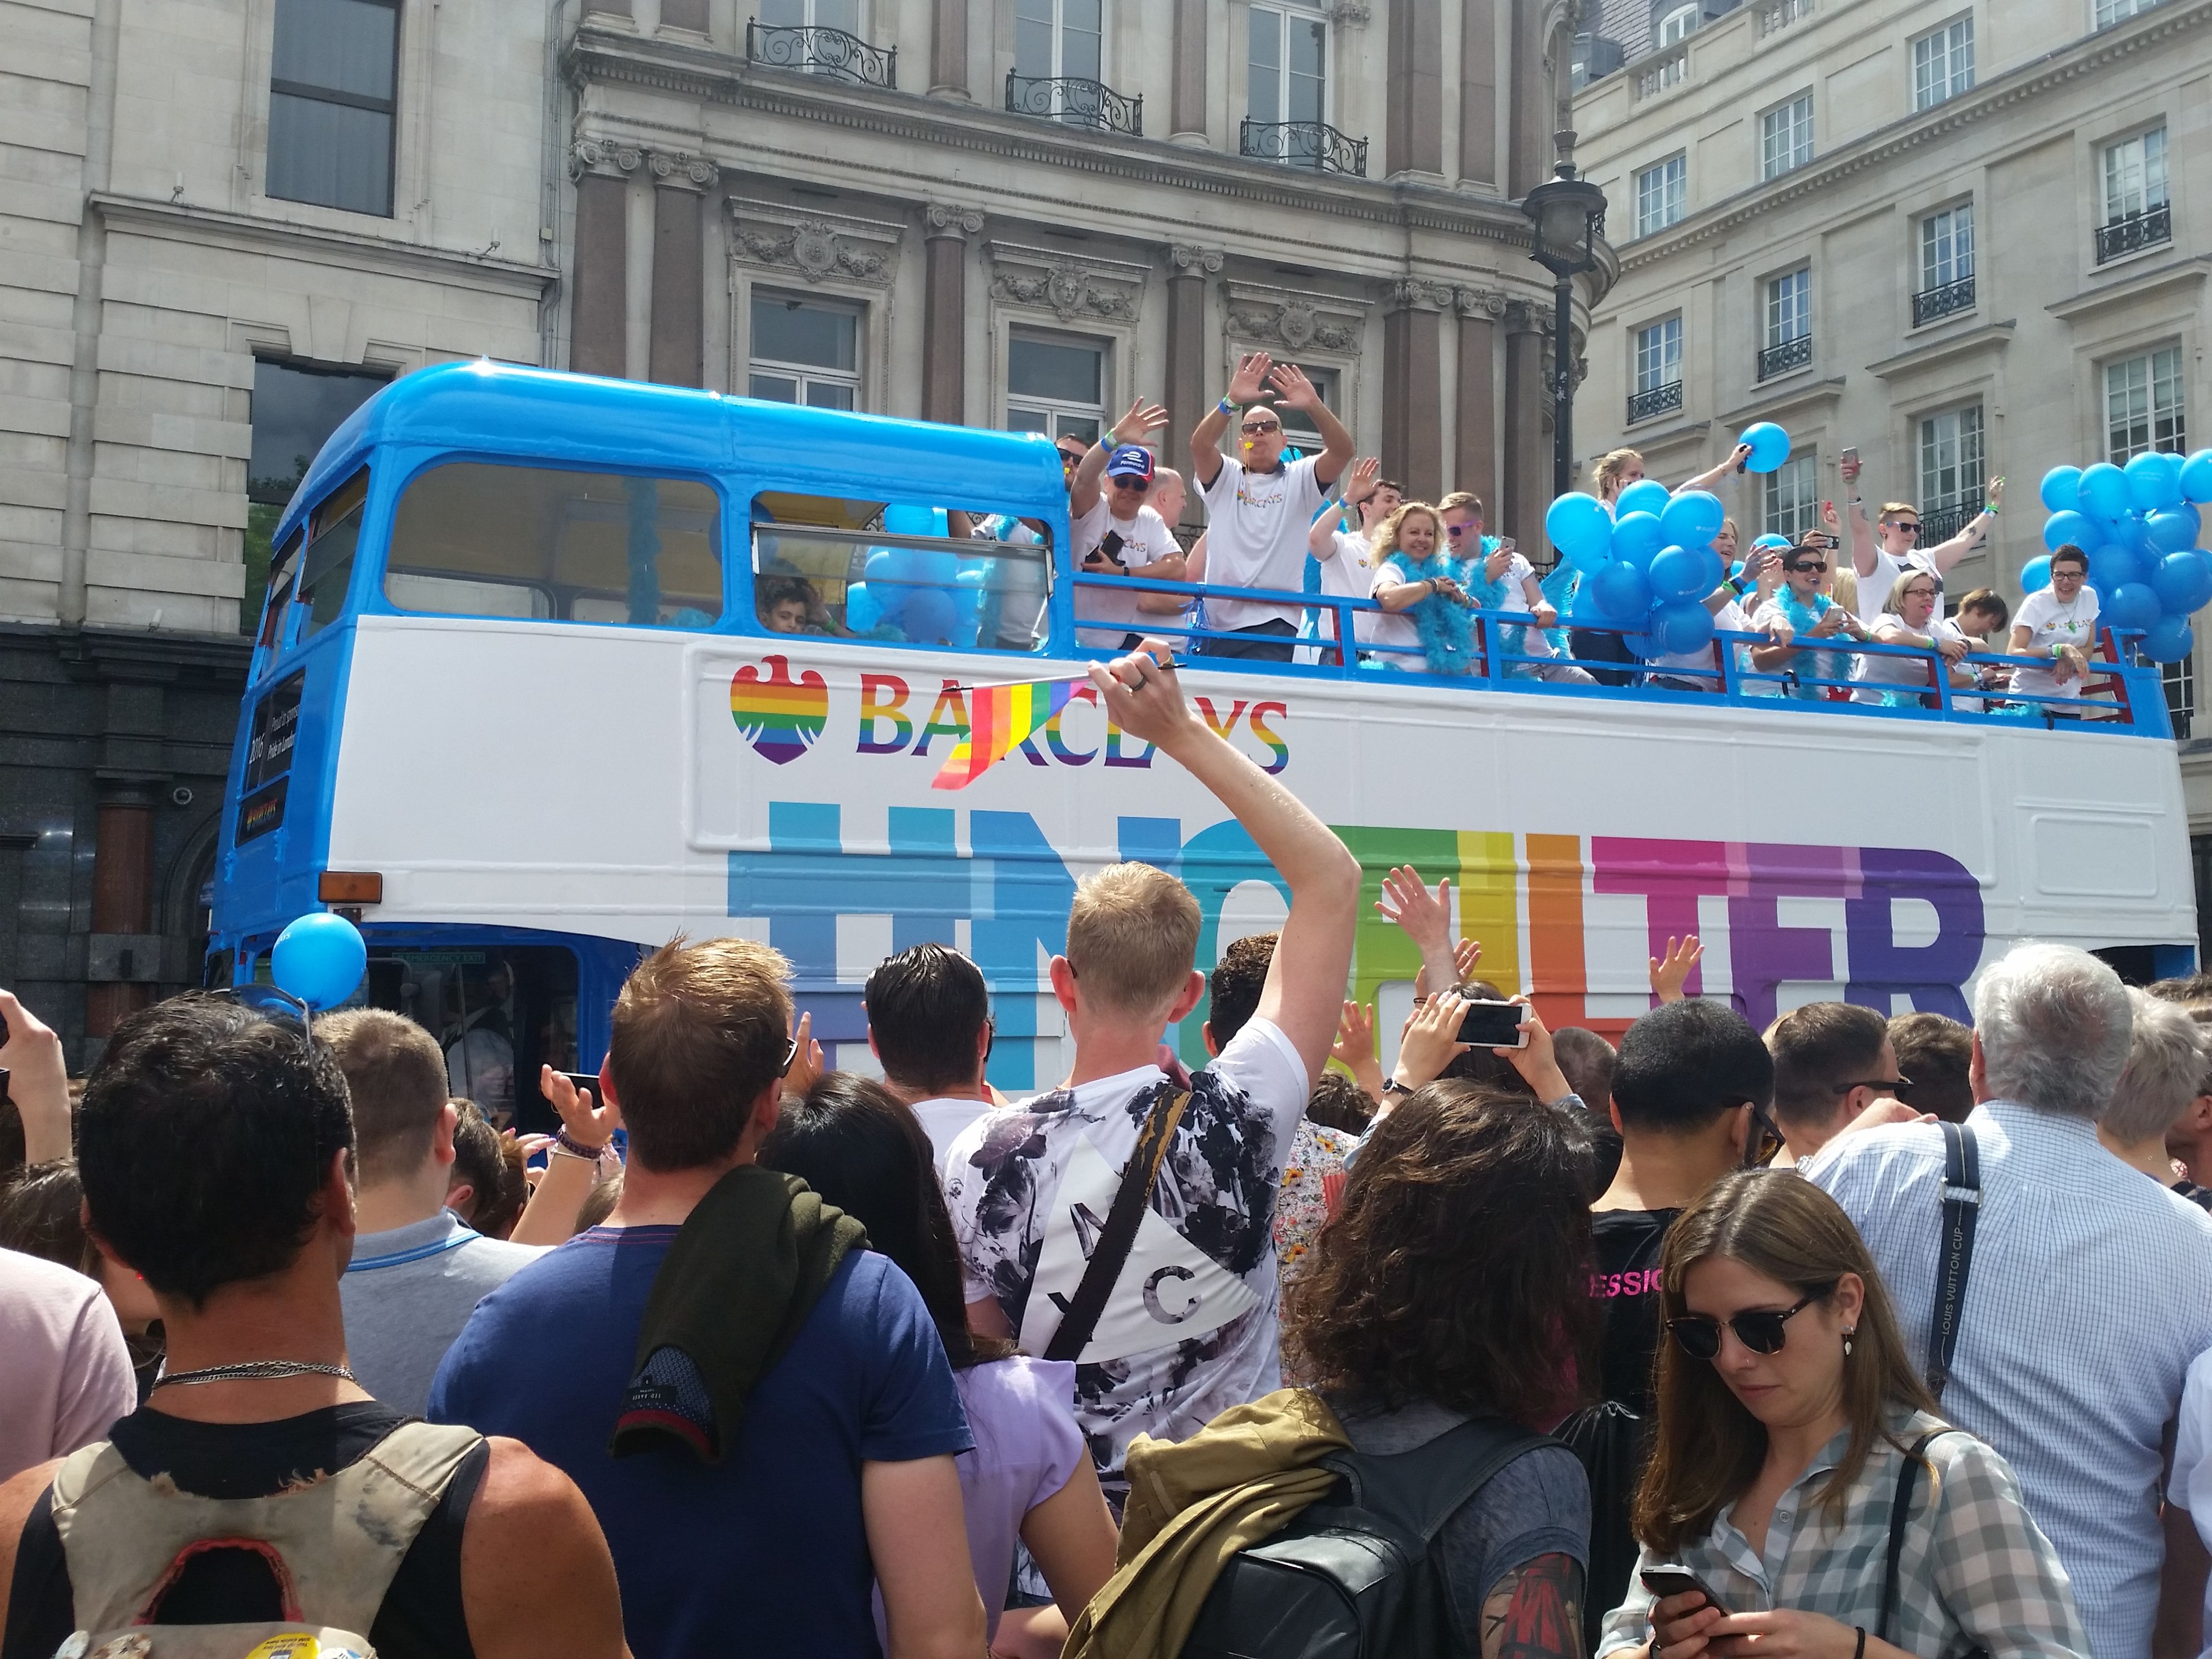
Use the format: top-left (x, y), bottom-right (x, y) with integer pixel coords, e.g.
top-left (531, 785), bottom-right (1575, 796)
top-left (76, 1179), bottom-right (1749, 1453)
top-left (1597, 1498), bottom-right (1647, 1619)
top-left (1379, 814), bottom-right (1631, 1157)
top-left (1972, 942), bottom-right (2134, 1118)
top-left (2102, 989), bottom-right (2211, 1143)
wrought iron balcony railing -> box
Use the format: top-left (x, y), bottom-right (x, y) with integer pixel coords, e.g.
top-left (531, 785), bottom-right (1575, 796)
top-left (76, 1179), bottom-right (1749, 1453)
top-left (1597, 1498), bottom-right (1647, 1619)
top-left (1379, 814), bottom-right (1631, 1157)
top-left (745, 20), bottom-right (896, 89)
top-left (1918, 500), bottom-right (1979, 545)
top-left (1757, 334), bottom-right (1812, 381)
top-left (1627, 380), bottom-right (1683, 424)
top-left (2095, 203), bottom-right (2170, 264)
top-left (1912, 274), bottom-right (1975, 326)
top-left (1006, 72), bottom-right (1142, 135)
top-left (1239, 118), bottom-right (1369, 177)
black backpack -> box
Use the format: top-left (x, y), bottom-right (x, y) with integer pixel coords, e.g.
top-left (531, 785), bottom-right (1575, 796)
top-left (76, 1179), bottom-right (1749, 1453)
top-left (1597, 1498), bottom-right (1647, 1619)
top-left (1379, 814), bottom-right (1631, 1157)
top-left (1177, 1416), bottom-right (1556, 1659)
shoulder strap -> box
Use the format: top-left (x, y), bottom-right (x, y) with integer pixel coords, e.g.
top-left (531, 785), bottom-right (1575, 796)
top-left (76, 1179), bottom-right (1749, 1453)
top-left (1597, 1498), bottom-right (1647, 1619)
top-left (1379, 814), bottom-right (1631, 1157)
top-left (1043, 1086), bottom-right (1194, 1364)
top-left (1331, 1417), bottom-right (1558, 1544)
top-left (1924, 1123), bottom-right (1981, 1399)
top-left (1881, 1429), bottom-right (1969, 1645)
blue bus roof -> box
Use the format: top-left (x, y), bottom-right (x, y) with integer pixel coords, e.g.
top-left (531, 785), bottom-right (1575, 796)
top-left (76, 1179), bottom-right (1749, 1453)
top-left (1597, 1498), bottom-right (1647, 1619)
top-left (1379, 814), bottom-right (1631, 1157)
top-left (278, 360), bottom-right (1072, 544)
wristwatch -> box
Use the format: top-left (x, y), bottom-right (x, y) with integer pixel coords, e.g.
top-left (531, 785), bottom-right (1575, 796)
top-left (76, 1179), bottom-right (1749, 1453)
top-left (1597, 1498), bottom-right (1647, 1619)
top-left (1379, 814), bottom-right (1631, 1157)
top-left (1382, 1078), bottom-right (1417, 1098)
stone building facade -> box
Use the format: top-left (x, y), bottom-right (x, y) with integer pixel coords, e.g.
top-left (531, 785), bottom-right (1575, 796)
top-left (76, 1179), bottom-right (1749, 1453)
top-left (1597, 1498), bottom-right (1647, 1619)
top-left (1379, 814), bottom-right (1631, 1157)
top-left (2, 0), bottom-right (1602, 1065)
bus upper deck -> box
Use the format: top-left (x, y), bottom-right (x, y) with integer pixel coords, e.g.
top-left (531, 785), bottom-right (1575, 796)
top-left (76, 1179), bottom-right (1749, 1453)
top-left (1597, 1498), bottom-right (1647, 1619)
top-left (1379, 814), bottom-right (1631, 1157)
top-left (212, 362), bottom-right (2195, 1126)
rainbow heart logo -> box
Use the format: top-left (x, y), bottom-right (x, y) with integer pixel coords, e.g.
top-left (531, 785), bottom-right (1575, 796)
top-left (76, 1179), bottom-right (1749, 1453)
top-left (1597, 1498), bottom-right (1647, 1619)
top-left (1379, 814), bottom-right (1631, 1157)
top-left (730, 656), bottom-right (829, 765)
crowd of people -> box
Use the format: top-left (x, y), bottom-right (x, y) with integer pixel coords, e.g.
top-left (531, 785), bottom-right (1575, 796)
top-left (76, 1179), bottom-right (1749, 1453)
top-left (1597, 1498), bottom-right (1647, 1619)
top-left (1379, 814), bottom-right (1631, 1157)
top-left (5, 640), bottom-right (2209, 1659)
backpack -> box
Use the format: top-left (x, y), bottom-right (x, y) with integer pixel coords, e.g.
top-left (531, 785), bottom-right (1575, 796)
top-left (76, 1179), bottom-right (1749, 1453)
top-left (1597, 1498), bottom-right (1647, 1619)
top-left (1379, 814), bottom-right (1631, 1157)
top-left (1176, 1416), bottom-right (1555, 1659)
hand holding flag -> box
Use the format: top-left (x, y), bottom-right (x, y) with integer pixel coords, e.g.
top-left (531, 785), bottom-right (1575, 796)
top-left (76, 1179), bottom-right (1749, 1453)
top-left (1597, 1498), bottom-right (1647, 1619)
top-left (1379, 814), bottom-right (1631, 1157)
top-left (931, 641), bottom-right (1188, 791)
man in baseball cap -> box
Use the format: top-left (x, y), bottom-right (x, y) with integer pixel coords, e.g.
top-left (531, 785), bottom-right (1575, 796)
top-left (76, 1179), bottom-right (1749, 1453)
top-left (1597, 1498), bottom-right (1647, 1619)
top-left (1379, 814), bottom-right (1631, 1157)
top-left (1067, 400), bottom-right (1192, 651)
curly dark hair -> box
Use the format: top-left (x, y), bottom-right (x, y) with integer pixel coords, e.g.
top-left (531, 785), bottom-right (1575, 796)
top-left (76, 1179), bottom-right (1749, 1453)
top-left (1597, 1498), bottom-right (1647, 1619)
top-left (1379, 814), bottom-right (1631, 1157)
top-left (1286, 1082), bottom-right (1596, 1421)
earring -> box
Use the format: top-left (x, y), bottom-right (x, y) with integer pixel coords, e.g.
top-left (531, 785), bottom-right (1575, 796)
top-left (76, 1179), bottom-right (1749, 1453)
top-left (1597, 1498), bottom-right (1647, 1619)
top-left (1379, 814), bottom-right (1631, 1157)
top-left (1842, 1328), bottom-right (1855, 1358)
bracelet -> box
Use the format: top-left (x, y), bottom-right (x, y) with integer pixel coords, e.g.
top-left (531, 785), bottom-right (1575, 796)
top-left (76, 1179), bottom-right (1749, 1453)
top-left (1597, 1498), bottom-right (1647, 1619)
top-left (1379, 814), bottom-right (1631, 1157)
top-left (1984, 503), bottom-right (1999, 516)
top-left (554, 1127), bottom-right (610, 1161)
top-left (1215, 395), bottom-right (1237, 417)
top-left (1853, 1627), bottom-right (1866, 1659)
top-left (1382, 1078), bottom-right (1416, 1097)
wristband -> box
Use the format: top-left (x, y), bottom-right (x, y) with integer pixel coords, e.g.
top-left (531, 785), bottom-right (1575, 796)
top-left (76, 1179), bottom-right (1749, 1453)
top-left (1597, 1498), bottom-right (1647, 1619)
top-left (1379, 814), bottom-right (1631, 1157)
top-left (1852, 1628), bottom-right (1866, 1659)
top-left (554, 1127), bottom-right (610, 1160)
top-left (1984, 503), bottom-right (1999, 516)
top-left (1215, 395), bottom-right (1237, 418)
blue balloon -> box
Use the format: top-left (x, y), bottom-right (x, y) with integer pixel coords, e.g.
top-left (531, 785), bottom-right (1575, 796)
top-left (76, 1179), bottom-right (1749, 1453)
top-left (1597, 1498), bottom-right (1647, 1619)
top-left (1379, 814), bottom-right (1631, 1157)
top-left (1568, 572), bottom-right (1613, 624)
top-left (2108, 582), bottom-right (2161, 632)
top-left (901, 587), bottom-right (959, 644)
top-left (2042, 511), bottom-right (2097, 553)
top-left (2040, 466), bottom-right (2084, 515)
top-left (1612, 511), bottom-right (1666, 566)
top-left (1593, 559), bottom-right (1653, 621)
top-left (1545, 493), bottom-right (1615, 570)
top-left (2152, 550), bottom-right (2212, 616)
top-left (866, 547), bottom-right (917, 587)
top-left (1615, 477), bottom-right (1673, 520)
top-left (2128, 450), bottom-right (2186, 514)
top-left (2094, 545), bottom-right (2143, 591)
top-left (2020, 555), bottom-right (2051, 594)
top-left (2112, 513), bottom-right (2151, 555)
top-left (1740, 422), bottom-right (1792, 474)
top-left (1648, 545), bottom-right (1708, 602)
top-left (1660, 489), bottom-right (1725, 549)
top-left (883, 504), bottom-right (947, 538)
top-left (2183, 450), bottom-right (2212, 506)
top-left (912, 548), bottom-right (961, 585)
top-left (272, 912), bottom-right (367, 1013)
top-left (843, 581), bottom-right (884, 632)
top-left (2081, 461), bottom-right (2130, 522)
top-left (1693, 546), bottom-right (1726, 594)
top-left (1655, 599), bottom-right (1717, 654)
top-left (2149, 505), bottom-right (2203, 553)
top-left (2148, 616), bottom-right (2196, 665)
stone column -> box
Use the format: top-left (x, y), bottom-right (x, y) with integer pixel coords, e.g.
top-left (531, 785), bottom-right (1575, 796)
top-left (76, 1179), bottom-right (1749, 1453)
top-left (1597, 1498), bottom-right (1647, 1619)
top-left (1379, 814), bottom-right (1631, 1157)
top-left (1506, 0), bottom-right (1547, 198)
top-left (1501, 300), bottom-right (1547, 555)
top-left (569, 140), bottom-right (640, 379)
top-left (1455, 287), bottom-right (1504, 506)
top-left (648, 153), bottom-right (718, 389)
top-left (1459, 0), bottom-right (1497, 185)
top-left (1386, 0), bottom-right (1444, 178)
top-left (1164, 245), bottom-right (1222, 501)
top-left (1171, 0), bottom-right (1209, 143)
top-left (1384, 281), bottom-right (1448, 502)
top-left (923, 204), bottom-right (982, 425)
top-left (930, 0), bottom-right (968, 97)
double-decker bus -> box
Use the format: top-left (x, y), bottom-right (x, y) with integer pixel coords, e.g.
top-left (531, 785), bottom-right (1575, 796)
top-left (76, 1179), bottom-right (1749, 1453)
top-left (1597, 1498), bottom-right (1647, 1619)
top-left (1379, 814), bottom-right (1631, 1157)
top-left (210, 361), bottom-right (2195, 1128)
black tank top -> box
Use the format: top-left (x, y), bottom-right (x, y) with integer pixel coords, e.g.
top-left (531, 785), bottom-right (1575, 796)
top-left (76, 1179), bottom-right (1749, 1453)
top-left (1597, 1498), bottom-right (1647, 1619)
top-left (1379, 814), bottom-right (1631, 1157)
top-left (2, 1401), bottom-right (484, 1659)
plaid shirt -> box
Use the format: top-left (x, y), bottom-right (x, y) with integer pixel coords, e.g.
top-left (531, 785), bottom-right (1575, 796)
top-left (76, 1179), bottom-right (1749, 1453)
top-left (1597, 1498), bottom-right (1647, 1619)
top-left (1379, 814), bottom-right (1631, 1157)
top-left (1598, 1410), bottom-right (2087, 1659)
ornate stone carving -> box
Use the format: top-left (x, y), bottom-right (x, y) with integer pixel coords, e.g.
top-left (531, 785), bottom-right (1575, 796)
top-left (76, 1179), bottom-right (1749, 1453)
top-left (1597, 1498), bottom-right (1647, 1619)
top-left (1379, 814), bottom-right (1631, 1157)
top-left (987, 241), bottom-right (1149, 324)
top-left (1169, 244), bottom-right (1225, 276)
top-left (1455, 286), bottom-right (1510, 319)
top-left (1224, 280), bottom-right (1369, 356)
top-left (1330, 0), bottom-right (1374, 22)
top-left (1503, 299), bottom-right (1536, 331)
top-left (925, 203), bottom-right (986, 239)
top-left (728, 195), bottom-right (904, 288)
top-left (568, 137), bottom-right (643, 181)
top-left (1388, 278), bottom-right (1456, 311)
top-left (648, 152), bottom-right (720, 192)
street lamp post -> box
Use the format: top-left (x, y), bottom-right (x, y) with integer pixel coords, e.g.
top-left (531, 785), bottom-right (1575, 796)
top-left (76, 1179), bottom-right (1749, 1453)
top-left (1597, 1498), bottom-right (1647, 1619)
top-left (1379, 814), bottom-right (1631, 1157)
top-left (1521, 132), bottom-right (1608, 503)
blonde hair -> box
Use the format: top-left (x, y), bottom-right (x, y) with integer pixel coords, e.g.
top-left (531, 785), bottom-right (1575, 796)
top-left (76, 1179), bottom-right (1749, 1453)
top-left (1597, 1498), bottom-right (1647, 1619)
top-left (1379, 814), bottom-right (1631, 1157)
top-left (1593, 449), bottom-right (1645, 500)
top-left (1878, 501), bottom-right (1918, 524)
top-left (1067, 864), bottom-right (1201, 1017)
top-left (1369, 501), bottom-right (1441, 561)
top-left (1886, 568), bottom-right (1940, 616)
top-left (1436, 491), bottom-right (1484, 518)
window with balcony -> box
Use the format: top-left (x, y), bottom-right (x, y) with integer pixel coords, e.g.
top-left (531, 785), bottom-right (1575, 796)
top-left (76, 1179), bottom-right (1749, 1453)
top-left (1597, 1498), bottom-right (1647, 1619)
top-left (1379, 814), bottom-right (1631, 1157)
top-left (748, 291), bottom-right (863, 410)
top-left (2097, 0), bottom-right (2160, 26)
top-left (1007, 331), bottom-right (1107, 443)
top-left (1914, 203), bottom-right (1975, 325)
top-left (2099, 126), bottom-right (2171, 262)
top-left (1759, 268), bottom-right (1811, 380)
top-left (1912, 17), bottom-right (1974, 110)
top-left (1629, 316), bottom-right (1683, 423)
top-left (1763, 453), bottom-right (1817, 540)
top-left (265, 0), bottom-right (399, 217)
top-left (2107, 346), bottom-right (2186, 463)
top-left (1760, 93), bottom-right (1813, 180)
top-left (1009, 0), bottom-right (1139, 133)
top-left (1917, 406), bottom-right (1984, 545)
top-left (749, 0), bottom-right (894, 87)
top-left (1656, 4), bottom-right (1698, 44)
top-left (1244, 3), bottom-right (1364, 172)
top-left (1635, 155), bottom-right (1687, 237)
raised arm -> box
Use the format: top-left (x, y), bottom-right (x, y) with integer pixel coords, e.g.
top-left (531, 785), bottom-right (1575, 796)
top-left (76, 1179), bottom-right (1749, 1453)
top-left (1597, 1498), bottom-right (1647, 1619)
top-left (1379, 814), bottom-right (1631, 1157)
top-left (1375, 867), bottom-right (1462, 991)
top-left (1314, 457), bottom-right (1379, 559)
top-left (1192, 352), bottom-right (1271, 490)
top-left (1271, 361), bottom-right (1354, 491)
top-left (1074, 399), bottom-right (1170, 519)
top-left (1091, 642), bottom-right (1359, 1085)
top-left (1925, 476), bottom-right (2003, 576)
top-left (1678, 443), bottom-right (1753, 494)
top-left (1840, 451), bottom-right (1881, 579)
top-left (0, 989), bottom-right (71, 1164)
top-left (510, 1067), bottom-right (621, 1246)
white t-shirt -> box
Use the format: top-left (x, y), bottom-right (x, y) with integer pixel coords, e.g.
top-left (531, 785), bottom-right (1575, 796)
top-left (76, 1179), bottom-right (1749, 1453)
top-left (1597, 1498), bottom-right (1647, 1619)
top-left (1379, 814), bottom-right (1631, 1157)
top-left (1864, 547), bottom-right (1942, 610)
top-left (1197, 455), bottom-right (1328, 632)
top-left (909, 1095), bottom-right (993, 1167)
top-left (1648, 597), bottom-right (1751, 686)
top-left (942, 1016), bottom-right (1309, 1483)
top-left (1070, 499), bottom-right (1180, 649)
top-left (2010, 586), bottom-right (2100, 699)
top-left (2170, 1344), bottom-right (2212, 1659)
top-left (979, 518), bottom-right (1049, 649)
top-left (1315, 524), bottom-right (1393, 648)
top-left (1853, 614), bottom-right (1965, 703)
top-left (1365, 554), bottom-right (1428, 665)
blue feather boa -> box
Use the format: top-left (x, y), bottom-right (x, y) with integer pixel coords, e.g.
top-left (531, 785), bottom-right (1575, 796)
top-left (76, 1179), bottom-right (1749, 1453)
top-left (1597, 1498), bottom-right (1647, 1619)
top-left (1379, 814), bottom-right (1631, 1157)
top-left (1383, 549), bottom-right (1486, 675)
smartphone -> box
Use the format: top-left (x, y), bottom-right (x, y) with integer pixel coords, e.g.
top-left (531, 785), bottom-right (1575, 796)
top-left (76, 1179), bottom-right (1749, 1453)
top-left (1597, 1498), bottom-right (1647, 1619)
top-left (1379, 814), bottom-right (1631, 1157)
top-left (1500, 537), bottom-right (1517, 554)
top-left (1841, 446), bottom-right (1860, 469)
top-left (1638, 1565), bottom-right (1733, 1615)
top-left (1088, 530), bottom-right (1128, 569)
top-left (0, 1066), bottom-right (9, 1104)
top-left (559, 1070), bottom-right (601, 1103)
top-left (1455, 998), bottom-right (1529, 1049)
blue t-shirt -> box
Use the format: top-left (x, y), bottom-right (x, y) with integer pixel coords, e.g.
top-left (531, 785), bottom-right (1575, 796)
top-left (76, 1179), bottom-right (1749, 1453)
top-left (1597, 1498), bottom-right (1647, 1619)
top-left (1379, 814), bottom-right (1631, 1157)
top-left (428, 1226), bottom-right (972, 1659)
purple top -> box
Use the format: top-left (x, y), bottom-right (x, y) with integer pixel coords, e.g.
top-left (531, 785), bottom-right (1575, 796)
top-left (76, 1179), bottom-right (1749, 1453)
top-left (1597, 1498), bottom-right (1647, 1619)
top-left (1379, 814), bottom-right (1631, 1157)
top-left (954, 1355), bottom-right (1089, 1638)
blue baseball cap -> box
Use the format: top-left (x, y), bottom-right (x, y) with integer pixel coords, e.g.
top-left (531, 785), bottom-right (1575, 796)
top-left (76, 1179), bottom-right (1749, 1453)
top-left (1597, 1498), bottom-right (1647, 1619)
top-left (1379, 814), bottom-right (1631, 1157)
top-left (1104, 444), bottom-right (1155, 482)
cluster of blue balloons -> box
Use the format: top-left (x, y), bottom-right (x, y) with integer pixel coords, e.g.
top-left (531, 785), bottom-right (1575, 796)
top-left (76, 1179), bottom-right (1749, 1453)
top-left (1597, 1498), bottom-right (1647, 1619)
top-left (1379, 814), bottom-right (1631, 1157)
top-left (2034, 451), bottom-right (2212, 664)
top-left (843, 506), bottom-right (994, 646)
top-left (1544, 422), bottom-right (1793, 657)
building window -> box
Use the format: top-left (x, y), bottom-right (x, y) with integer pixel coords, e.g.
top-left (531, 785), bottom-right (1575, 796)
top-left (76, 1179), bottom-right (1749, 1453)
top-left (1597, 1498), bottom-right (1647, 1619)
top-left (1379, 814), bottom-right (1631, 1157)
top-left (2164, 654), bottom-right (2194, 740)
top-left (1912, 17), bottom-right (1974, 109)
top-left (1760, 93), bottom-right (1814, 180)
top-left (265, 0), bottom-right (400, 217)
top-left (245, 357), bottom-right (388, 634)
top-left (1763, 451), bottom-right (1818, 540)
top-left (1635, 317), bottom-right (1682, 394)
top-left (758, 0), bottom-right (861, 28)
top-left (1248, 3), bottom-right (1327, 129)
top-left (1635, 155), bottom-right (1687, 236)
top-left (1016, 0), bottom-right (1102, 83)
top-left (1006, 331), bottom-right (1107, 442)
top-left (1656, 3), bottom-right (1698, 44)
top-left (1758, 268), bottom-right (1812, 379)
top-left (1275, 365), bottom-right (1340, 456)
top-left (2107, 346), bottom-right (2187, 462)
top-left (2103, 125), bottom-right (2169, 223)
top-left (1918, 406), bottom-right (1985, 540)
top-left (2097, 0), bottom-right (2158, 25)
top-left (1919, 203), bottom-right (1974, 290)
top-left (748, 292), bottom-right (862, 410)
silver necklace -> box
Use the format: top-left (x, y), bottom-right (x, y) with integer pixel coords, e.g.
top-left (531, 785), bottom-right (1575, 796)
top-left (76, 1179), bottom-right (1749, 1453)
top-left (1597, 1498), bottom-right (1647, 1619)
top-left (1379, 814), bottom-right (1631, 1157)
top-left (152, 1359), bottom-right (357, 1389)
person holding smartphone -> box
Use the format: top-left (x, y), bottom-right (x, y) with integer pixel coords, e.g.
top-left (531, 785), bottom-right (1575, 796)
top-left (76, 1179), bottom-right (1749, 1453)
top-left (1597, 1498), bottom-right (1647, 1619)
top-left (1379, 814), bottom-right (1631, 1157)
top-left (1598, 1170), bottom-right (2085, 1659)
top-left (1068, 401), bottom-right (1189, 651)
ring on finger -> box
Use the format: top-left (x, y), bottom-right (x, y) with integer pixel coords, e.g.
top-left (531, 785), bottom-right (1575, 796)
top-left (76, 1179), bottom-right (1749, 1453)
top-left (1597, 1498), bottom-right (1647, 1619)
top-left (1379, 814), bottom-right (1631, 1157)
top-left (1129, 672), bottom-right (1148, 691)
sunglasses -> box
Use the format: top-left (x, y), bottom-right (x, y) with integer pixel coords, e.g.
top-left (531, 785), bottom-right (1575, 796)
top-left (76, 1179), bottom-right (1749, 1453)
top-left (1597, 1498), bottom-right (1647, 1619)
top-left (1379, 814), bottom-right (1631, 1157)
top-left (1058, 452), bottom-right (1085, 471)
top-left (1109, 475), bottom-right (1150, 491)
top-left (1668, 1284), bottom-right (1833, 1360)
top-left (1240, 421), bottom-right (1281, 435)
top-left (1745, 1102), bottom-right (1784, 1168)
top-left (1787, 560), bottom-right (1828, 574)
top-left (1444, 522), bottom-right (1481, 536)
top-left (215, 982), bottom-right (314, 1039)
top-left (1833, 1073), bottom-right (1909, 1094)
top-left (1894, 521), bottom-right (1922, 535)
top-left (777, 1034), bottom-right (800, 1077)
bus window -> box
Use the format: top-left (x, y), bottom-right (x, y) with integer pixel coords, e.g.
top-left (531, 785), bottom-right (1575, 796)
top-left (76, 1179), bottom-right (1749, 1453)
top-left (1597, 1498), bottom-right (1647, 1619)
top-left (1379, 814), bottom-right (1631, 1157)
top-left (752, 491), bottom-right (1051, 651)
top-left (387, 461), bottom-right (723, 627)
top-left (297, 468), bottom-right (371, 640)
top-left (356, 944), bottom-right (581, 1132)
top-left (257, 526), bottom-right (303, 653)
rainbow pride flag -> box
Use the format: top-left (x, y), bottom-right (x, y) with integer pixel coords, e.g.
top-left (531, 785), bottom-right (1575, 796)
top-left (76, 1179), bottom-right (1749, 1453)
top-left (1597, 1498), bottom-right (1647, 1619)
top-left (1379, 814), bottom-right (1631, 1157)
top-left (933, 677), bottom-right (1079, 791)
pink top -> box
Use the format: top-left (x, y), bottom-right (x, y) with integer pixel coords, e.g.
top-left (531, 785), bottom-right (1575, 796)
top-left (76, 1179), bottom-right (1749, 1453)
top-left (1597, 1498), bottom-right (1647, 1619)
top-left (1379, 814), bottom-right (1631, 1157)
top-left (0, 1247), bottom-right (136, 1482)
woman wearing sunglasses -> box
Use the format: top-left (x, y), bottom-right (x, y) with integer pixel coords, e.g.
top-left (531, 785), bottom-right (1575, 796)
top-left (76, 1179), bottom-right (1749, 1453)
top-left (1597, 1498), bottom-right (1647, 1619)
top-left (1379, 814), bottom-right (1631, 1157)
top-left (1598, 1170), bottom-right (2085, 1659)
